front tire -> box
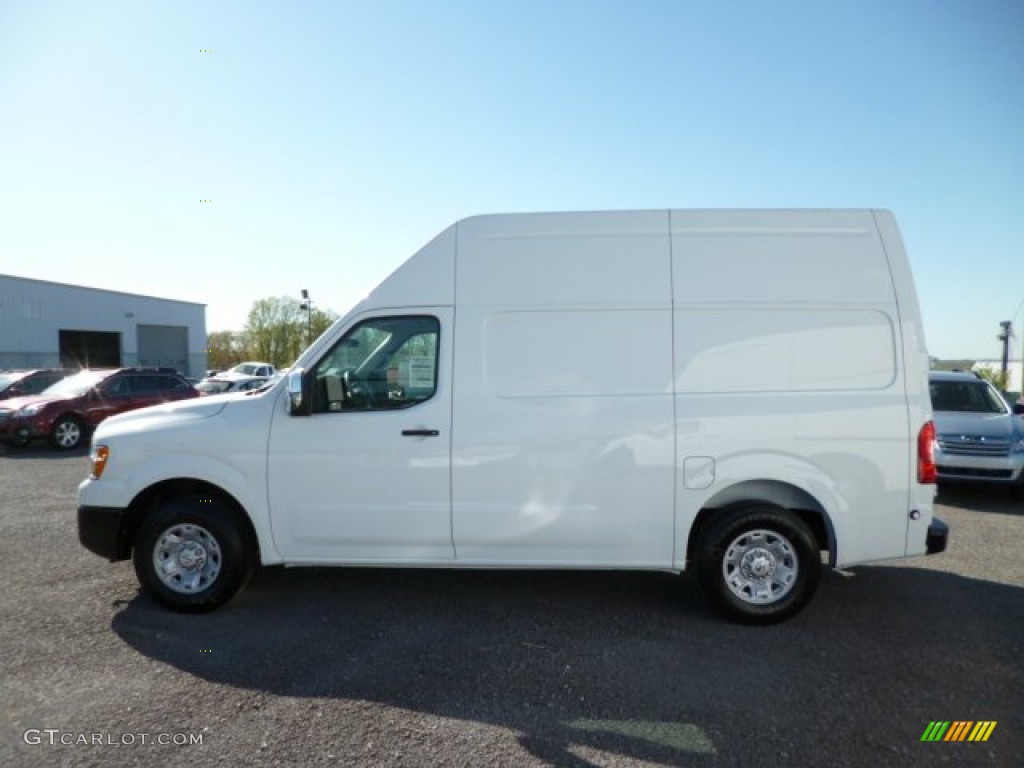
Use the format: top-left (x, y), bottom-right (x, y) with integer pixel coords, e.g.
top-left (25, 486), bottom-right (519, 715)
top-left (695, 504), bottom-right (820, 624)
top-left (133, 496), bottom-right (253, 612)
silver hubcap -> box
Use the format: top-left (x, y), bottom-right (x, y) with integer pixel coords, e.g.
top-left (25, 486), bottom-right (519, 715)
top-left (722, 529), bottom-right (798, 604)
top-left (153, 524), bottom-right (222, 594)
top-left (55, 421), bottom-right (80, 447)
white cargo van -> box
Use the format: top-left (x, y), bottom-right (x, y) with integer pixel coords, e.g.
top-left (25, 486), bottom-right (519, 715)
top-left (78, 210), bottom-right (947, 623)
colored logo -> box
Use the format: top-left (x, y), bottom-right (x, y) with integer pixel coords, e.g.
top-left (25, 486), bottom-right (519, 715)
top-left (921, 721), bottom-right (997, 742)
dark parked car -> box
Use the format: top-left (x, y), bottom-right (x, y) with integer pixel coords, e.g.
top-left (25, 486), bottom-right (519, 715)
top-left (0, 369), bottom-right (76, 400)
top-left (0, 368), bottom-right (199, 450)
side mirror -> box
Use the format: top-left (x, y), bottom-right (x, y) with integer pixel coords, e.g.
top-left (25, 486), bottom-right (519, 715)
top-left (287, 368), bottom-right (310, 416)
top-left (1013, 402), bottom-right (1024, 416)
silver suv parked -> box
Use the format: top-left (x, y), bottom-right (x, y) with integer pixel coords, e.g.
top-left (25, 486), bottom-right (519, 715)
top-left (929, 371), bottom-right (1024, 497)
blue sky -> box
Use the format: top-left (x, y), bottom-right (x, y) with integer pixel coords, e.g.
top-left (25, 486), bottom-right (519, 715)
top-left (1, 0), bottom-right (1021, 359)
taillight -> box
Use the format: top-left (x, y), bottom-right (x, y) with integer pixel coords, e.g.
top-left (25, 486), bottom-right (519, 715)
top-left (918, 421), bottom-right (937, 484)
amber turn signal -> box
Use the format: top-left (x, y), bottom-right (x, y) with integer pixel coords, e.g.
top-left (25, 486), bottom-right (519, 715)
top-left (89, 445), bottom-right (110, 480)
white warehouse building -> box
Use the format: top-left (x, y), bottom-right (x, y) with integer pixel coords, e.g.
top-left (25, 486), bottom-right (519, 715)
top-left (0, 274), bottom-right (206, 376)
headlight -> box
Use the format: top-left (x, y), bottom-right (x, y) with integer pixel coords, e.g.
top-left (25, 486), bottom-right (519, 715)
top-left (89, 445), bottom-right (110, 479)
top-left (18, 403), bottom-right (46, 417)
top-left (1012, 438), bottom-right (1024, 454)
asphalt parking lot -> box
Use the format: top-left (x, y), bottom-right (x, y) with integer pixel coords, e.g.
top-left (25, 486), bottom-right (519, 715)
top-left (1, 444), bottom-right (1021, 767)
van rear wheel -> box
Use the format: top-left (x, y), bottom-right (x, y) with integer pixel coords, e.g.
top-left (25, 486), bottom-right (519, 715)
top-left (696, 504), bottom-right (820, 624)
top-left (133, 496), bottom-right (253, 612)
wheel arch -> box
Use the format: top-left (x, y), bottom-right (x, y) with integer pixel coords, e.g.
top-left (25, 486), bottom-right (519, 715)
top-left (116, 478), bottom-right (259, 564)
top-left (52, 410), bottom-right (86, 425)
top-left (686, 479), bottom-right (836, 566)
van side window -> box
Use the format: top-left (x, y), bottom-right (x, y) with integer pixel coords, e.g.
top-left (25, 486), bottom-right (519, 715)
top-left (311, 315), bottom-right (440, 413)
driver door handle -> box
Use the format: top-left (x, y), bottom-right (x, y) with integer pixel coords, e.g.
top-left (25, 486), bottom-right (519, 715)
top-left (401, 429), bottom-right (440, 437)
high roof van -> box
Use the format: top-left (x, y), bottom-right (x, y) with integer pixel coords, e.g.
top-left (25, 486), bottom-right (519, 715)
top-left (78, 210), bottom-right (947, 623)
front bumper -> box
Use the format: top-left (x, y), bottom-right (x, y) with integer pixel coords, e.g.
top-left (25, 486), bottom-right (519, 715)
top-left (78, 505), bottom-right (131, 561)
top-left (0, 414), bottom-right (50, 443)
top-left (926, 518), bottom-right (949, 555)
top-left (935, 449), bottom-right (1024, 485)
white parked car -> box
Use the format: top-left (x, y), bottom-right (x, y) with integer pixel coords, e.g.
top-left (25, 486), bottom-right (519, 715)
top-left (78, 209), bottom-right (945, 624)
top-left (195, 376), bottom-right (269, 396)
top-left (223, 362), bottom-right (276, 379)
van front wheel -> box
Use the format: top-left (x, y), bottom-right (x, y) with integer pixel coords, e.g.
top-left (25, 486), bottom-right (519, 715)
top-left (133, 496), bottom-right (253, 612)
top-left (695, 505), bottom-right (820, 624)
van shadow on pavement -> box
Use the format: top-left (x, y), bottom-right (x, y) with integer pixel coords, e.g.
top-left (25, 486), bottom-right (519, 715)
top-left (111, 565), bottom-right (1023, 766)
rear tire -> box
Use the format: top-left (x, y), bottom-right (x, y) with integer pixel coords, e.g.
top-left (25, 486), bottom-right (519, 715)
top-left (695, 504), bottom-right (821, 624)
top-left (133, 495), bottom-right (253, 612)
top-left (50, 415), bottom-right (85, 450)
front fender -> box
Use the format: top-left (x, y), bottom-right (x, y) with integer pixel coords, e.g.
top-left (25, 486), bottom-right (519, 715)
top-left (80, 450), bottom-right (281, 565)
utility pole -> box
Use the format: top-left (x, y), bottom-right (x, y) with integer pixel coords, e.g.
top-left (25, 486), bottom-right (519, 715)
top-left (300, 289), bottom-right (314, 346)
top-left (998, 320), bottom-right (1013, 388)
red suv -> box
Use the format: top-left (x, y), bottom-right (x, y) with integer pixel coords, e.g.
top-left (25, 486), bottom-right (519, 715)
top-left (0, 368), bottom-right (199, 450)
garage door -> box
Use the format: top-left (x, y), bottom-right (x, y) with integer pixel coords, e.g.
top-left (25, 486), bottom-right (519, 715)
top-left (59, 329), bottom-right (121, 369)
top-left (137, 325), bottom-right (188, 373)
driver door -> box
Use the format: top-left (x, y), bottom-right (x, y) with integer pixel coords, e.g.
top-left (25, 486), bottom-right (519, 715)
top-left (267, 310), bottom-right (454, 562)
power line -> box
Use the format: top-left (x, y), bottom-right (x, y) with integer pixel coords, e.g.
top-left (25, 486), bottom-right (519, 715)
top-left (1012, 296), bottom-right (1024, 323)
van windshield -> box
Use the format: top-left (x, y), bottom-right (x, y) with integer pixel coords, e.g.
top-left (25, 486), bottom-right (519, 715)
top-left (930, 381), bottom-right (1008, 414)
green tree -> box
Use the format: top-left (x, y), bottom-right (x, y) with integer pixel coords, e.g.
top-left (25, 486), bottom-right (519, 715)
top-left (216, 297), bottom-right (341, 371)
top-left (206, 330), bottom-right (250, 372)
top-left (975, 366), bottom-right (1009, 392)
top-left (307, 307), bottom-right (339, 344)
top-left (242, 296), bottom-right (307, 367)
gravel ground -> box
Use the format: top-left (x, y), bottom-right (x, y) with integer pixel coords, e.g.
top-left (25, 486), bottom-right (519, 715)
top-left (1, 444), bottom-right (1021, 767)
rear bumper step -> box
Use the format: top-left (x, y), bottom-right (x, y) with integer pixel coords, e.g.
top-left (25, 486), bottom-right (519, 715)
top-left (926, 518), bottom-right (949, 555)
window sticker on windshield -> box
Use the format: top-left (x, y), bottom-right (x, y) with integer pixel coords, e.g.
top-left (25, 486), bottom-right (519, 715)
top-left (401, 358), bottom-right (434, 389)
